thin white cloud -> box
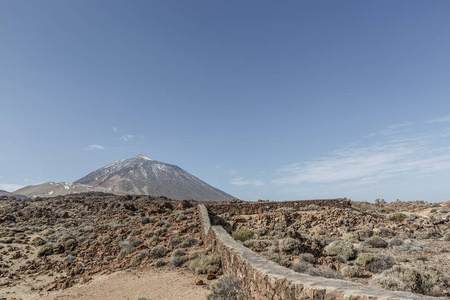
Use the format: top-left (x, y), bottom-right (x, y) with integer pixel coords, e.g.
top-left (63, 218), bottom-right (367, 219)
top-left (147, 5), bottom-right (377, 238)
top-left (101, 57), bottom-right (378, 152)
top-left (113, 127), bottom-right (118, 132)
top-left (85, 144), bottom-right (105, 151)
top-left (120, 134), bottom-right (134, 142)
top-left (0, 184), bottom-right (25, 192)
top-left (228, 169), bottom-right (238, 175)
top-left (231, 177), bottom-right (265, 186)
top-left (429, 115), bottom-right (450, 123)
top-left (364, 122), bottom-right (413, 138)
top-left (273, 133), bottom-right (450, 186)
top-left (215, 165), bottom-right (222, 169)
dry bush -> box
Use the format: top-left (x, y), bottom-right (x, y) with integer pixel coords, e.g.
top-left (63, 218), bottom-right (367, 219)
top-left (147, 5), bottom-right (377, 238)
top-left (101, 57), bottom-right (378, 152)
top-left (279, 238), bottom-right (300, 254)
top-left (386, 213), bottom-right (407, 222)
top-left (180, 236), bottom-right (198, 248)
top-left (370, 265), bottom-right (448, 296)
top-left (364, 236), bottom-right (388, 248)
top-left (263, 252), bottom-right (292, 268)
top-left (443, 232), bottom-right (450, 241)
top-left (342, 266), bottom-right (363, 278)
top-left (298, 253), bottom-right (315, 263)
top-left (207, 275), bottom-right (250, 300)
top-left (168, 249), bottom-right (187, 267)
top-left (324, 240), bottom-right (356, 260)
top-left (149, 245), bottom-right (168, 259)
top-left (169, 235), bottom-right (183, 248)
top-left (292, 261), bottom-right (310, 273)
top-left (189, 255), bottom-right (221, 274)
top-left (356, 253), bottom-right (395, 273)
top-left (342, 233), bottom-right (359, 243)
top-left (307, 267), bottom-right (343, 279)
top-left (232, 228), bottom-right (254, 242)
top-left (390, 239), bottom-right (424, 251)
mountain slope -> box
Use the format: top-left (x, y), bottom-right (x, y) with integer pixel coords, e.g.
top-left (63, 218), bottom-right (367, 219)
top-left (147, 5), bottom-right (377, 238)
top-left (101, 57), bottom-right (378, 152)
top-left (74, 154), bottom-right (233, 201)
top-left (0, 190), bottom-right (11, 196)
top-left (13, 182), bottom-right (105, 198)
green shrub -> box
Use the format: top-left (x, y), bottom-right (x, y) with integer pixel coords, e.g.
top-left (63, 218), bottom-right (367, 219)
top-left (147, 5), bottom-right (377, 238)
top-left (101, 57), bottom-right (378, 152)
top-left (150, 245), bottom-right (168, 259)
top-left (370, 265), bottom-right (447, 296)
top-left (189, 255), bottom-right (221, 274)
top-left (386, 213), bottom-right (407, 222)
top-left (232, 228), bottom-right (254, 242)
top-left (324, 241), bottom-right (356, 260)
top-left (207, 275), bottom-right (250, 300)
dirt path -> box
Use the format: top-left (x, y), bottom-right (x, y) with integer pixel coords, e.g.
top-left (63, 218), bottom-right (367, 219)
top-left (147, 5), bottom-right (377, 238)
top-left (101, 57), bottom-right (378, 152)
top-left (5, 267), bottom-right (211, 300)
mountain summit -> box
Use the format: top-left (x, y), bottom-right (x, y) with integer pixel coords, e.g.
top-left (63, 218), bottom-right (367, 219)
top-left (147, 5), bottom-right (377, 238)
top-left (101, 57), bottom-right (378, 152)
top-left (15, 155), bottom-right (233, 201)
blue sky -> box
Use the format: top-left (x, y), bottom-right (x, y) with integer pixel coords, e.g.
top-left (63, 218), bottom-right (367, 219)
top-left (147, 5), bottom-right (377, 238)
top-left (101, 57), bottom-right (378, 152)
top-left (1, 1), bottom-right (450, 202)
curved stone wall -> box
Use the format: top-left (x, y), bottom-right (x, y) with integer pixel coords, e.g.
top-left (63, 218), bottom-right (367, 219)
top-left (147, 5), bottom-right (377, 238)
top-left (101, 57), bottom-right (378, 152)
top-left (198, 204), bottom-right (444, 300)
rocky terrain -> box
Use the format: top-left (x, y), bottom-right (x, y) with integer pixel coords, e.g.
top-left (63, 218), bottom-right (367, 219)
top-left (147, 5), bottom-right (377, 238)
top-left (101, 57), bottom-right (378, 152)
top-left (213, 200), bottom-right (450, 298)
top-left (14, 155), bottom-right (234, 201)
top-left (0, 193), bottom-right (223, 300)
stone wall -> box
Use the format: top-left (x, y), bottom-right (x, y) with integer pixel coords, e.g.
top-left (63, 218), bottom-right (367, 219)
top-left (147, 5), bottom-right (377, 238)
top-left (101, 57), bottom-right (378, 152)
top-left (206, 198), bottom-right (351, 215)
top-left (198, 204), bottom-right (444, 300)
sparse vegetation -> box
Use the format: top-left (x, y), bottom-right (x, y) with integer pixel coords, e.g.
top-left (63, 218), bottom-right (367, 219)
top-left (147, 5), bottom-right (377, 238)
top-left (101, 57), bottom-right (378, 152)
top-left (370, 265), bottom-right (448, 296)
top-left (189, 255), bottom-right (221, 274)
top-left (324, 240), bottom-right (356, 260)
top-left (386, 213), bottom-right (407, 222)
top-left (232, 228), bottom-right (254, 242)
top-left (150, 245), bottom-right (168, 259)
top-left (207, 275), bottom-right (250, 300)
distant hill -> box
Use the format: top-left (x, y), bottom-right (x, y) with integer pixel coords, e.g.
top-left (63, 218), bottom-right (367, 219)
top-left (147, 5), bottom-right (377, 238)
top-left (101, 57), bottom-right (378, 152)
top-left (0, 189), bottom-right (11, 196)
top-left (15, 154), bottom-right (234, 201)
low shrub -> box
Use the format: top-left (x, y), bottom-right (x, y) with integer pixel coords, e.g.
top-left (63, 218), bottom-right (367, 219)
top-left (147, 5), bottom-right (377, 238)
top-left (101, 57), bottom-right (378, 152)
top-left (342, 233), bottom-right (359, 243)
top-left (189, 255), bottom-right (221, 274)
top-left (155, 259), bottom-right (166, 268)
top-left (169, 235), bottom-right (183, 248)
top-left (262, 252), bottom-right (292, 268)
top-left (150, 245), bottom-right (168, 259)
top-left (442, 232), bottom-right (450, 241)
top-left (207, 275), bottom-right (250, 300)
top-left (279, 238), bottom-right (300, 254)
top-left (180, 237), bottom-right (198, 248)
top-left (306, 267), bottom-right (343, 279)
top-left (356, 253), bottom-right (395, 273)
top-left (324, 241), bottom-right (356, 260)
top-left (364, 236), bottom-right (388, 248)
top-left (169, 249), bottom-right (187, 268)
top-left (37, 244), bottom-right (53, 257)
top-left (386, 213), bottom-right (407, 222)
top-left (298, 253), bottom-right (315, 263)
top-left (342, 266), bottom-right (363, 278)
top-left (370, 265), bottom-right (448, 296)
top-left (130, 251), bottom-right (149, 266)
top-left (232, 228), bottom-right (254, 243)
top-left (292, 261), bottom-right (310, 273)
